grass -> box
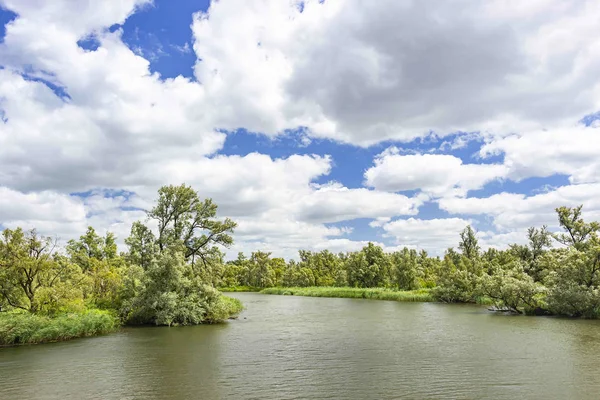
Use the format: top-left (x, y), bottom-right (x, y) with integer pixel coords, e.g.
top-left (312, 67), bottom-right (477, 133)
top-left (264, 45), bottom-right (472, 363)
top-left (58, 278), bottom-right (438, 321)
top-left (260, 287), bottom-right (434, 302)
top-left (204, 295), bottom-right (245, 322)
top-left (219, 286), bottom-right (262, 292)
top-left (0, 310), bottom-right (120, 346)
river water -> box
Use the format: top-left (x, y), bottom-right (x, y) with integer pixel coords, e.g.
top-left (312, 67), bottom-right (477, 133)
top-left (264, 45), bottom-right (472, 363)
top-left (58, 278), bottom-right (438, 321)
top-left (1, 293), bottom-right (600, 399)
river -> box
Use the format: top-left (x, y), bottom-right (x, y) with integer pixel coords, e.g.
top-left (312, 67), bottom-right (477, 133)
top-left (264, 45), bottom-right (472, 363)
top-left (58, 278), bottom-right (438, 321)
top-left (1, 293), bottom-right (600, 399)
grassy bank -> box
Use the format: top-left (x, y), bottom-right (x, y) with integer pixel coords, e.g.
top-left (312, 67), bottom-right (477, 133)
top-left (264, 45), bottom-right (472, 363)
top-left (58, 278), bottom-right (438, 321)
top-left (0, 310), bottom-right (120, 346)
top-left (260, 287), bottom-right (434, 302)
top-left (219, 286), bottom-right (262, 292)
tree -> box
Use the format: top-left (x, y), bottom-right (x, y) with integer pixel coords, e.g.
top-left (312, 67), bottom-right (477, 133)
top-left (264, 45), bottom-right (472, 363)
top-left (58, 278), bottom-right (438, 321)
top-left (346, 243), bottom-right (391, 288)
top-left (121, 185), bottom-right (242, 325)
top-left (390, 248), bottom-right (420, 290)
top-left (247, 251), bottom-right (275, 288)
top-left (554, 205), bottom-right (600, 251)
top-left (477, 261), bottom-right (545, 314)
top-left (67, 227), bottom-right (125, 309)
top-left (123, 249), bottom-right (236, 326)
top-left (544, 238), bottom-right (600, 317)
top-left (125, 221), bottom-right (158, 271)
top-left (147, 184), bottom-right (236, 267)
top-left (510, 226), bottom-right (552, 282)
top-left (432, 252), bottom-right (479, 303)
top-left (0, 228), bottom-right (85, 314)
top-left (459, 225), bottom-right (480, 260)
top-left (298, 250), bottom-right (343, 287)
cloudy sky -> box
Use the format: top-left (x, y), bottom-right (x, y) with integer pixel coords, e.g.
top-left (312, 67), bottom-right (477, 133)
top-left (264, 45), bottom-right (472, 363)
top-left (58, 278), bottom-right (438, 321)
top-left (1, 0), bottom-right (599, 259)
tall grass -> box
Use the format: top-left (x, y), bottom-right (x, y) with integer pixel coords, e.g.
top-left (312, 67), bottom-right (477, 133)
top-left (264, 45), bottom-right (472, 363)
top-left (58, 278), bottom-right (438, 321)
top-left (260, 287), bottom-right (434, 302)
top-left (0, 310), bottom-right (120, 346)
top-left (219, 286), bottom-right (262, 292)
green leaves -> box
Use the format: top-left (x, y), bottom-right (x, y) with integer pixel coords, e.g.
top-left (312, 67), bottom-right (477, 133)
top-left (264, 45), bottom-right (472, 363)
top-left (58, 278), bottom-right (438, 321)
top-left (147, 184), bottom-right (237, 265)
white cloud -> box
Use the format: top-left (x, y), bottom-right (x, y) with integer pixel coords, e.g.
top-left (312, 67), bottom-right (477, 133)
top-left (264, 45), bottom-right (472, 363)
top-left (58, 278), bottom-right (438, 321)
top-left (438, 183), bottom-right (600, 231)
top-left (295, 182), bottom-right (422, 223)
top-left (364, 149), bottom-right (507, 197)
top-left (1, 0), bottom-right (600, 259)
top-left (191, 0), bottom-right (600, 145)
top-left (380, 217), bottom-right (472, 255)
top-left (480, 124), bottom-right (600, 184)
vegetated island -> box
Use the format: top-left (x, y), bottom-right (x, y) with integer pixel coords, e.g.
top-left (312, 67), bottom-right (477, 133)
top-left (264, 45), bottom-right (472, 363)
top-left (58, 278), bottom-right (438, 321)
top-left (2, 183), bottom-right (600, 347)
top-left (1, 184), bottom-right (243, 346)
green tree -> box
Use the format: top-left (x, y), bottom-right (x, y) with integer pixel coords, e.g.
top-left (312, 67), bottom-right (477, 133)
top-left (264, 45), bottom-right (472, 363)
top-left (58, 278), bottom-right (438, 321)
top-left (477, 261), bottom-right (546, 314)
top-left (147, 184), bottom-right (236, 267)
top-left (390, 248), bottom-right (420, 290)
top-left (0, 228), bottom-right (85, 314)
top-left (553, 205), bottom-right (600, 251)
top-left (346, 243), bottom-right (391, 288)
top-left (459, 225), bottom-right (480, 260)
top-left (121, 184), bottom-right (241, 325)
top-left (247, 251), bottom-right (275, 288)
top-left (510, 226), bottom-right (552, 282)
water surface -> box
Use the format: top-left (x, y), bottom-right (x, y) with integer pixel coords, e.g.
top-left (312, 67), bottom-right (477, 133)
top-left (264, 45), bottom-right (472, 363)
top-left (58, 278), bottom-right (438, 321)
top-left (2, 293), bottom-right (600, 399)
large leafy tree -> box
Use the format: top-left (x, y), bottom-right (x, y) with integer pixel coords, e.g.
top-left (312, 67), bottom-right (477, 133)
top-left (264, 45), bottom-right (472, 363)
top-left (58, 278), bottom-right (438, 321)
top-left (67, 227), bottom-right (125, 309)
top-left (122, 184), bottom-right (239, 325)
top-left (147, 184), bottom-right (237, 266)
top-left (544, 206), bottom-right (600, 317)
top-left (346, 243), bottom-right (391, 288)
top-left (0, 228), bottom-right (85, 314)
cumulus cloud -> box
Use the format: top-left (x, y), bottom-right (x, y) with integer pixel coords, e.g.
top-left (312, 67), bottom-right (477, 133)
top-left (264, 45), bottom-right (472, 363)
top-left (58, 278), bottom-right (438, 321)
top-left (380, 217), bottom-right (472, 255)
top-left (480, 124), bottom-right (600, 184)
top-left (364, 148), bottom-right (507, 197)
top-left (192, 0), bottom-right (600, 144)
top-left (1, 0), bottom-right (600, 258)
top-left (438, 183), bottom-right (600, 231)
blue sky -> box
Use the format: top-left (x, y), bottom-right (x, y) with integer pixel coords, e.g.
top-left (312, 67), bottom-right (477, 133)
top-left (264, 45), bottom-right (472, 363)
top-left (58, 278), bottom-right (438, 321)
top-left (1, 0), bottom-right (599, 258)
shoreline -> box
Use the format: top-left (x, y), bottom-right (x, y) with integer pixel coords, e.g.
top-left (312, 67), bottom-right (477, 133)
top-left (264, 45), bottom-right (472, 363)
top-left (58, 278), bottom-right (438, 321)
top-left (259, 287), bottom-right (435, 302)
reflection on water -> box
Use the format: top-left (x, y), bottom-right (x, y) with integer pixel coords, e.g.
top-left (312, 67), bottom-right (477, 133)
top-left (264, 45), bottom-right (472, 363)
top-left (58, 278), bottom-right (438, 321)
top-left (2, 293), bottom-right (600, 400)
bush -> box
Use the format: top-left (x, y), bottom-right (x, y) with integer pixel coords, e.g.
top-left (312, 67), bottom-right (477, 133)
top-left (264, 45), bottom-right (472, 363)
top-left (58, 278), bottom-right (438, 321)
top-left (0, 310), bottom-right (119, 346)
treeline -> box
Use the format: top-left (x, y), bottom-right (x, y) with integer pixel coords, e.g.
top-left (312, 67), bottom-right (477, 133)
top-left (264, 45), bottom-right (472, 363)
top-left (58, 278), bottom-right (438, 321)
top-left (222, 206), bottom-right (600, 318)
top-left (0, 184), bottom-right (243, 342)
top-left (2, 182), bottom-right (599, 342)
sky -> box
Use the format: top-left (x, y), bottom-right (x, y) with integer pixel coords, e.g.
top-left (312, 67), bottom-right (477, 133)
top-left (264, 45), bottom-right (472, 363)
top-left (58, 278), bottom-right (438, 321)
top-left (1, 0), bottom-right (600, 259)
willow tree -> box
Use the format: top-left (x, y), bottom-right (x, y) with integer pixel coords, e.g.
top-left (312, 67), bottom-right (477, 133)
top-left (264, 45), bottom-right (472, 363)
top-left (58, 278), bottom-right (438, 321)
top-left (148, 184), bottom-right (237, 267)
top-left (0, 228), bottom-right (84, 314)
top-left (122, 184), bottom-right (240, 325)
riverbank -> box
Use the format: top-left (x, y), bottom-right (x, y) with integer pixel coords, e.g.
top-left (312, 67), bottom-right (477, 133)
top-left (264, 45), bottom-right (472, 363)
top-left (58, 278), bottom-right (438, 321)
top-left (1, 295), bottom-right (243, 347)
top-left (0, 310), bottom-right (120, 346)
top-left (219, 286), bottom-right (262, 292)
top-left (260, 287), bottom-right (435, 302)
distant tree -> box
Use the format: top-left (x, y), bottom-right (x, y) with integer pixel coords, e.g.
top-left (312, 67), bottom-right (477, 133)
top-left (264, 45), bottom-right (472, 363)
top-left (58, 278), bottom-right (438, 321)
top-left (459, 225), bottom-right (480, 260)
top-left (346, 243), bottom-right (390, 288)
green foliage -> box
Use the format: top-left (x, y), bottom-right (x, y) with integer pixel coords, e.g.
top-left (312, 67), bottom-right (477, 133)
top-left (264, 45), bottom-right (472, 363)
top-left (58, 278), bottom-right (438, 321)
top-left (260, 287), bottom-right (433, 302)
top-left (390, 248), bottom-right (420, 290)
top-left (459, 225), bottom-right (480, 260)
top-left (0, 228), bottom-right (86, 315)
top-left (346, 243), bottom-right (391, 288)
top-left (432, 252), bottom-right (480, 303)
top-left (544, 245), bottom-right (600, 318)
top-left (553, 205), bottom-right (600, 251)
top-left (147, 184), bottom-right (236, 266)
top-left (477, 261), bottom-right (546, 314)
top-left (0, 310), bottom-right (119, 345)
top-left (0, 184), bottom-right (245, 346)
